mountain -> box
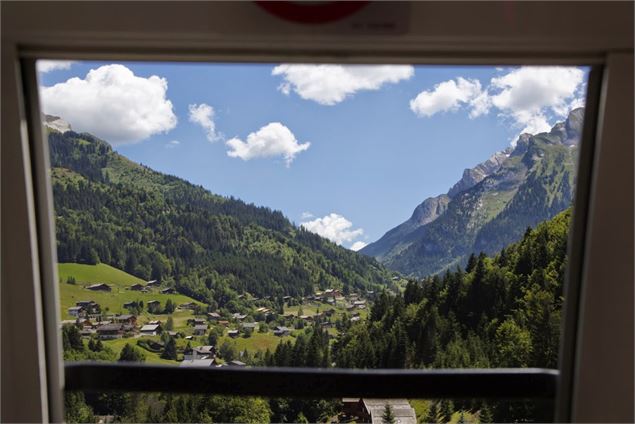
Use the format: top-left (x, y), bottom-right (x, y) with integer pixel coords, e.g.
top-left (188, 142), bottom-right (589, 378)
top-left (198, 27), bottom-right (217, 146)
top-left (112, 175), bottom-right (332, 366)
top-left (361, 108), bottom-right (583, 277)
top-left (47, 120), bottom-right (392, 307)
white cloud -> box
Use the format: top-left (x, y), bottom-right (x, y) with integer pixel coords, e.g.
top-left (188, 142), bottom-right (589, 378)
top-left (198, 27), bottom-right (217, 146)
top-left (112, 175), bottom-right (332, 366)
top-left (165, 140), bottom-right (180, 148)
top-left (409, 77), bottom-right (484, 118)
top-left (490, 67), bottom-right (584, 126)
top-left (300, 211), bottom-right (314, 220)
top-left (189, 103), bottom-right (221, 142)
top-left (350, 241), bottom-right (368, 251)
top-left (37, 60), bottom-right (76, 73)
top-left (409, 67), bottom-right (586, 143)
top-left (272, 64), bottom-right (414, 105)
top-left (226, 122), bottom-right (310, 167)
top-left (301, 213), bottom-right (364, 245)
top-left (40, 64), bottom-right (177, 145)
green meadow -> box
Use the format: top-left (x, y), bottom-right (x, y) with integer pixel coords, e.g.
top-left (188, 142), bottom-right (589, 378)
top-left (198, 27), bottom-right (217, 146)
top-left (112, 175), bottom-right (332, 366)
top-left (58, 263), bottom-right (203, 324)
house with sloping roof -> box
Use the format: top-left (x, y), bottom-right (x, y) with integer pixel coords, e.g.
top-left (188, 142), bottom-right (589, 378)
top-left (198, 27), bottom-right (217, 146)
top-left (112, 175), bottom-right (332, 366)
top-left (179, 358), bottom-right (215, 368)
top-left (96, 323), bottom-right (124, 339)
top-left (193, 324), bottom-right (208, 335)
top-left (228, 360), bottom-right (246, 367)
top-left (86, 283), bottom-right (111, 292)
top-left (160, 287), bottom-right (176, 294)
top-left (146, 280), bottom-right (160, 287)
top-left (227, 330), bottom-right (240, 338)
top-left (207, 312), bottom-right (221, 320)
top-left (129, 283), bottom-right (145, 291)
top-left (140, 324), bottom-right (161, 336)
top-left (273, 326), bottom-right (291, 337)
top-left (67, 306), bottom-right (85, 317)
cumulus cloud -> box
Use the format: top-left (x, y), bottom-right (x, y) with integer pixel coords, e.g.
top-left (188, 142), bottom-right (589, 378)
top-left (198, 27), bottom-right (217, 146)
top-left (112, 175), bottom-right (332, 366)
top-left (300, 211), bottom-right (314, 220)
top-left (301, 213), bottom-right (364, 246)
top-left (37, 60), bottom-right (76, 73)
top-left (409, 77), bottom-right (484, 118)
top-left (272, 64), bottom-right (414, 105)
top-left (226, 122), bottom-right (310, 167)
top-left (40, 64), bottom-right (177, 145)
top-left (350, 241), bottom-right (368, 251)
top-left (489, 67), bottom-right (585, 135)
top-left (189, 103), bottom-right (221, 142)
top-left (409, 66), bottom-right (586, 142)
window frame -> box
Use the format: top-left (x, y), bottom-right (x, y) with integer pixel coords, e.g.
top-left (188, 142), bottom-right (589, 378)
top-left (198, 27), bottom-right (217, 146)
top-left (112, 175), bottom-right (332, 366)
top-left (2, 3), bottom-right (632, 423)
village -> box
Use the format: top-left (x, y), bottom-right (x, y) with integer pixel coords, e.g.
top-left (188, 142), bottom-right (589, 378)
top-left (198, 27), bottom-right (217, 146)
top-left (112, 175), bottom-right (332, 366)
top-left (61, 277), bottom-right (373, 368)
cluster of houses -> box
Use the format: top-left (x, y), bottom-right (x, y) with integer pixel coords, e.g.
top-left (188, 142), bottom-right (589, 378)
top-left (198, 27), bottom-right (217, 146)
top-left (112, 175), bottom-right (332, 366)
top-left (179, 344), bottom-right (247, 368)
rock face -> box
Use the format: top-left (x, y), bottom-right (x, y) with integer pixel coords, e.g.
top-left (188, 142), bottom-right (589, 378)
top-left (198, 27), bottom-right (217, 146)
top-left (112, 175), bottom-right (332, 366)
top-left (44, 115), bottom-right (72, 133)
top-left (360, 108), bottom-right (583, 277)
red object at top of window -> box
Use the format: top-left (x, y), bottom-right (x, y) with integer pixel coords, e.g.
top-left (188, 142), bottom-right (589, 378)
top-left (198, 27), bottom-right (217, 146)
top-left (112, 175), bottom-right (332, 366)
top-left (255, 1), bottom-right (369, 24)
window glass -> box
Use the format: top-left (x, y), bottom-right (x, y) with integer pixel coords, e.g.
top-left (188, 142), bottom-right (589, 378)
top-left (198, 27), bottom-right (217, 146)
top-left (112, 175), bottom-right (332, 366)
top-left (39, 60), bottom-right (588, 422)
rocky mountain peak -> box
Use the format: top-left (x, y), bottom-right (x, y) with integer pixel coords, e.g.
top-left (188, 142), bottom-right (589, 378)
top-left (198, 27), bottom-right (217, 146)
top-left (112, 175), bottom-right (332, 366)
top-left (44, 114), bottom-right (72, 133)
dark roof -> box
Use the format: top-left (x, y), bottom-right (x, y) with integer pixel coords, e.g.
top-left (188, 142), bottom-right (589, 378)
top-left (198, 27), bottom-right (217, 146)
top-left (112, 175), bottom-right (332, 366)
top-left (97, 324), bottom-right (123, 332)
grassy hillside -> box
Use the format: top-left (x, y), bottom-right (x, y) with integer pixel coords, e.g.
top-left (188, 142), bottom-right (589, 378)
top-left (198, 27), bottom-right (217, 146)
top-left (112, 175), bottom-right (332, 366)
top-left (49, 128), bottom-right (393, 309)
top-left (58, 263), bottom-right (203, 321)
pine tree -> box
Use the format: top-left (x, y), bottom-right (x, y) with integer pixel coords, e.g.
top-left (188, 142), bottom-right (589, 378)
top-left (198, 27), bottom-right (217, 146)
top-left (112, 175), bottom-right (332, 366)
top-left (119, 343), bottom-right (145, 362)
top-left (161, 337), bottom-right (177, 360)
top-left (381, 404), bottom-right (396, 424)
top-left (165, 316), bottom-right (174, 331)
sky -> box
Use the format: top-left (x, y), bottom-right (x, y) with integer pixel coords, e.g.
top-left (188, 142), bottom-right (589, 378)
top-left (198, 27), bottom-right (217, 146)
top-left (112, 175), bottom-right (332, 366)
top-left (38, 61), bottom-right (588, 251)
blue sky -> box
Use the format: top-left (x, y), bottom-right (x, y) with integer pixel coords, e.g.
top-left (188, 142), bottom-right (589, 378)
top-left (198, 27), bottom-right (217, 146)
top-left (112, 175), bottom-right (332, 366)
top-left (38, 61), bottom-right (587, 250)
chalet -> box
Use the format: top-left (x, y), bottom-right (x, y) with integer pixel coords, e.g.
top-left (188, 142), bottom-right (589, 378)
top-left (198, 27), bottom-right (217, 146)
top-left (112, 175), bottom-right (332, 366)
top-left (218, 320), bottom-right (230, 327)
top-left (325, 298), bottom-right (336, 305)
top-left (140, 324), bottom-right (161, 336)
top-left (147, 300), bottom-right (161, 308)
top-left (193, 324), bottom-right (208, 335)
top-left (76, 300), bottom-right (100, 314)
top-left (255, 307), bottom-right (270, 314)
top-left (96, 323), bottom-right (124, 339)
top-left (353, 300), bottom-right (367, 307)
top-left (324, 309), bottom-right (336, 317)
top-left (148, 320), bottom-right (162, 325)
top-left (129, 283), bottom-right (145, 291)
top-left (227, 330), bottom-right (240, 338)
top-left (351, 316), bottom-right (361, 323)
top-left (184, 345), bottom-right (215, 360)
top-left (282, 295), bottom-right (291, 301)
top-left (86, 283), bottom-right (112, 292)
top-left (321, 322), bottom-right (333, 329)
top-left (160, 287), bottom-right (176, 294)
top-left (146, 280), bottom-right (161, 287)
top-left (188, 318), bottom-right (207, 326)
top-left (113, 314), bottom-right (136, 325)
top-left (79, 328), bottom-right (96, 337)
top-left (123, 301), bottom-right (136, 309)
top-left (167, 331), bottom-right (178, 337)
top-left (232, 313), bottom-right (247, 321)
top-left (273, 326), bottom-right (291, 337)
top-left (185, 335), bottom-right (193, 340)
top-left (228, 360), bottom-right (246, 367)
top-left (346, 304), bottom-right (356, 311)
top-left (323, 289), bottom-right (341, 298)
top-left (179, 359), bottom-right (215, 368)
top-left (179, 302), bottom-right (196, 310)
top-left (300, 315), bottom-right (312, 321)
top-left (67, 306), bottom-right (85, 317)
top-left (207, 312), bottom-right (221, 320)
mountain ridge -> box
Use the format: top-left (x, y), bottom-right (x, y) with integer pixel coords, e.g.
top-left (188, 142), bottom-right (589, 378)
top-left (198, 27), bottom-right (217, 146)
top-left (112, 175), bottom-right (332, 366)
top-left (361, 108), bottom-right (583, 277)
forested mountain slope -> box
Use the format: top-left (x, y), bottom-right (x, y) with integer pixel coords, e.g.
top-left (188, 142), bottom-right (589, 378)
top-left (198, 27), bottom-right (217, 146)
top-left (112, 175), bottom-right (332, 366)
top-left (361, 108), bottom-right (583, 277)
top-left (48, 124), bottom-right (392, 307)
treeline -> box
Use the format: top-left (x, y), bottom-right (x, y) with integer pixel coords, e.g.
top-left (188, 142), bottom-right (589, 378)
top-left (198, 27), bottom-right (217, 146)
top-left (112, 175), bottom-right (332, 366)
top-left (49, 130), bottom-right (392, 306)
